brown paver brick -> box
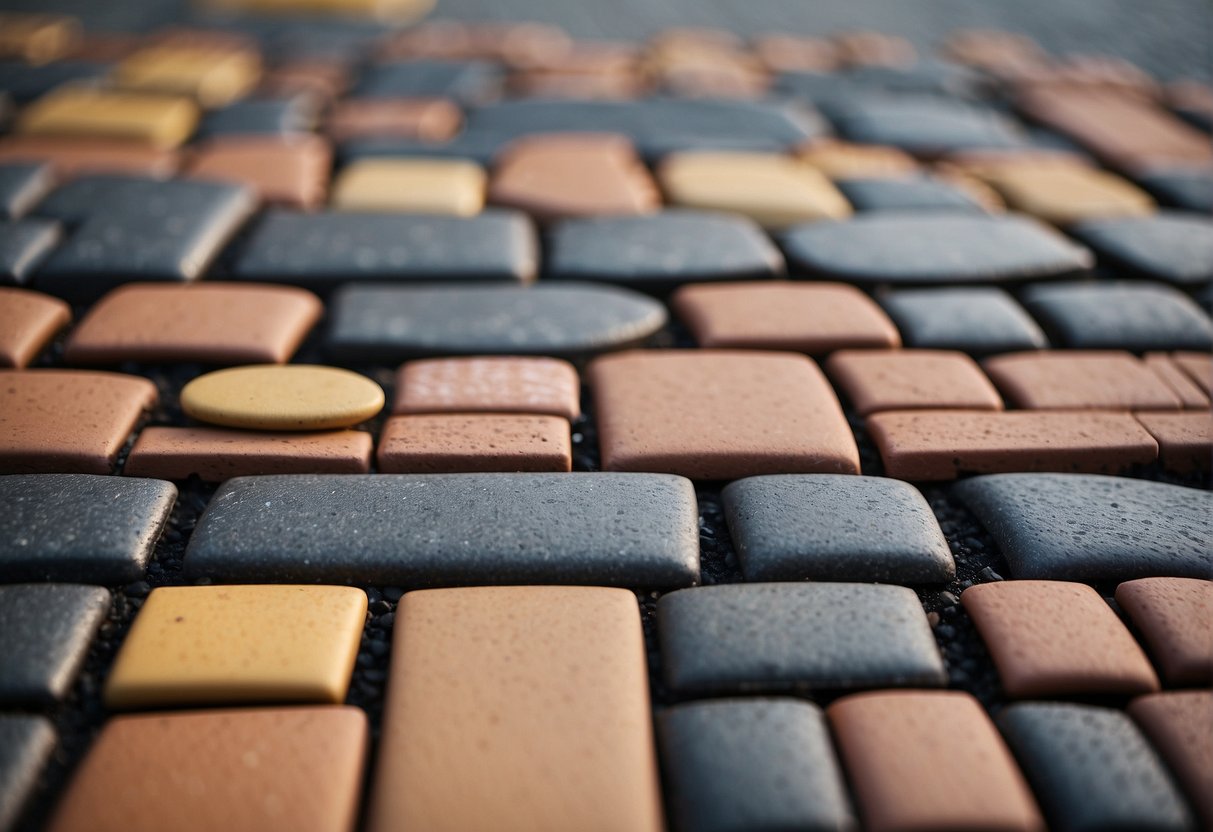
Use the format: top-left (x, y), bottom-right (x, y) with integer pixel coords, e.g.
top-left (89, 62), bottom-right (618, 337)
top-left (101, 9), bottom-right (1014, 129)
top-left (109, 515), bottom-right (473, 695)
top-left (186, 135), bottom-right (331, 210)
top-left (1134, 411), bottom-right (1213, 473)
top-left (962, 580), bottom-right (1160, 698)
top-left (826, 349), bottom-right (1003, 415)
top-left (0, 136), bottom-right (179, 178)
top-left (393, 356), bottom-right (580, 420)
top-left (590, 349), bottom-right (859, 479)
top-left (1173, 351), bottom-right (1212, 396)
top-left (1115, 578), bottom-right (1213, 686)
top-left (983, 351), bottom-right (1182, 410)
top-left (488, 132), bottom-right (658, 222)
top-left (326, 98), bottom-right (462, 142)
top-left (0, 370), bottom-right (157, 474)
top-left (828, 690), bottom-right (1044, 832)
top-left (672, 281), bottom-right (900, 355)
top-left (1128, 691), bottom-right (1213, 829)
top-left (752, 34), bottom-right (838, 73)
top-left (65, 283), bottom-right (323, 366)
top-left (367, 586), bottom-right (663, 832)
top-left (1145, 353), bottom-right (1210, 409)
top-left (124, 427), bottom-right (373, 480)
top-left (867, 409), bottom-right (1158, 480)
top-left (1017, 85), bottom-right (1213, 173)
top-left (833, 31), bottom-right (916, 68)
top-left (377, 414), bottom-right (571, 473)
top-left (658, 151), bottom-right (851, 229)
top-left (48, 706), bottom-right (368, 832)
top-left (0, 287), bottom-right (70, 368)
top-left (941, 29), bottom-right (1047, 78)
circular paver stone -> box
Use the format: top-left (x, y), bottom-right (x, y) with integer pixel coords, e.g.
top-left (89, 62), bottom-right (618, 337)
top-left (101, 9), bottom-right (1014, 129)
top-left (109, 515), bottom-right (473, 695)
top-left (180, 365), bottom-right (384, 430)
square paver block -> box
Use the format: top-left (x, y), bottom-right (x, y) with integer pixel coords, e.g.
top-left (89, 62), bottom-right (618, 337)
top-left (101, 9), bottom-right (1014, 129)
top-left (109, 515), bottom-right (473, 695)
top-left (546, 210), bottom-right (784, 291)
top-left (47, 707), bottom-right (368, 832)
top-left (1020, 282), bottom-right (1213, 351)
top-left (658, 698), bottom-right (857, 832)
top-left (658, 582), bottom-right (945, 694)
top-left (377, 414), bottom-right (571, 473)
top-left (998, 703), bottom-right (1194, 832)
top-left (879, 287), bottom-right (1048, 353)
top-left (65, 283), bottom-right (323, 365)
top-left (672, 282), bottom-right (900, 354)
top-left (0, 286), bottom-right (70, 368)
top-left (962, 580), bottom-right (1159, 698)
top-left (0, 715), bottom-right (55, 832)
top-left (104, 585), bottom-right (367, 709)
top-left (591, 350), bottom-right (859, 480)
top-left (722, 474), bottom-right (954, 583)
top-left (828, 691), bottom-right (1044, 832)
top-left (1128, 692), bottom-right (1213, 829)
top-left (393, 356), bottom-right (580, 420)
top-left (826, 349), bottom-right (1003, 415)
top-left (331, 158), bottom-right (485, 215)
top-left (1115, 578), bottom-right (1213, 687)
top-left (0, 584), bottom-right (109, 705)
top-left (868, 410), bottom-right (1159, 481)
top-left (367, 586), bottom-right (663, 832)
top-left (953, 473), bottom-right (1212, 582)
top-left (657, 151), bottom-right (851, 230)
top-left (0, 370), bottom-right (159, 473)
top-left (984, 351), bottom-right (1183, 410)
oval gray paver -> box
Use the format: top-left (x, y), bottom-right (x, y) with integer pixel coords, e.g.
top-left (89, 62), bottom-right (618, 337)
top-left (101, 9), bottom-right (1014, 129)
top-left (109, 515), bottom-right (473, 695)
top-left (879, 287), bottom-right (1049, 353)
top-left (781, 214), bottom-right (1093, 284)
top-left (658, 698), bottom-right (857, 832)
top-left (722, 474), bottom-right (955, 583)
top-left (953, 473), bottom-right (1212, 582)
top-left (657, 582), bottom-right (945, 694)
top-left (326, 282), bottom-right (667, 361)
top-left (0, 474), bottom-right (177, 583)
top-left (185, 473), bottom-right (699, 588)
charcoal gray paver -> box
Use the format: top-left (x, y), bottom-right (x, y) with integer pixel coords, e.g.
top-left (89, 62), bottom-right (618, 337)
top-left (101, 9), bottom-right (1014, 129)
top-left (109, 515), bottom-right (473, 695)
top-left (953, 473), bottom-right (1212, 582)
top-left (722, 474), bottom-right (955, 583)
top-left (828, 95), bottom-right (1028, 156)
top-left (34, 178), bottom-right (255, 302)
top-left (0, 584), bottom-right (110, 706)
top-left (835, 175), bottom-right (990, 214)
top-left (0, 162), bottom-right (53, 220)
top-left (879, 286), bottom-right (1049, 353)
top-left (1137, 169), bottom-right (1213, 214)
top-left (1070, 213), bottom-right (1213, 287)
top-left (657, 582), bottom-right (945, 694)
top-left (185, 473), bottom-right (699, 587)
top-left (781, 214), bottom-right (1093, 285)
top-left (546, 210), bottom-right (784, 290)
top-left (351, 59), bottom-right (502, 103)
top-left (327, 282), bottom-right (666, 361)
top-left (0, 474), bottom-right (177, 583)
top-left (0, 715), bottom-right (55, 832)
top-left (658, 698), bottom-right (857, 832)
top-left (1020, 281), bottom-right (1213, 351)
top-left (230, 210), bottom-right (537, 288)
top-left (0, 219), bottom-right (60, 286)
top-left (998, 703), bottom-right (1194, 832)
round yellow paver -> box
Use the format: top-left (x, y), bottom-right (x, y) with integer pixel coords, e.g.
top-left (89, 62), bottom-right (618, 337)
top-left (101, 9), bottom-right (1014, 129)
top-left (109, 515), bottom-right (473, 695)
top-left (181, 365), bottom-right (385, 430)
